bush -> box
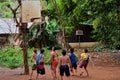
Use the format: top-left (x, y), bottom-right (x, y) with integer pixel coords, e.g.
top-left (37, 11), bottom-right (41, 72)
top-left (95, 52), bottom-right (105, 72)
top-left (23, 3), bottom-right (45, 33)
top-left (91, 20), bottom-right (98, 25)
top-left (0, 47), bottom-right (62, 68)
top-left (0, 47), bottom-right (23, 68)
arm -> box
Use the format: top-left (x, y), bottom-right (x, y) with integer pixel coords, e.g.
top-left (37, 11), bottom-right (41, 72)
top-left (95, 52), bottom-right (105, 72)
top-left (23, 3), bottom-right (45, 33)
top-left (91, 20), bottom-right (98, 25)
top-left (58, 56), bottom-right (62, 73)
top-left (41, 55), bottom-right (44, 63)
top-left (58, 56), bottom-right (61, 68)
top-left (78, 54), bottom-right (83, 64)
top-left (46, 53), bottom-right (53, 64)
top-left (30, 54), bottom-right (33, 62)
top-left (74, 53), bottom-right (78, 62)
top-left (88, 54), bottom-right (95, 67)
top-left (68, 56), bottom-right (72, 66)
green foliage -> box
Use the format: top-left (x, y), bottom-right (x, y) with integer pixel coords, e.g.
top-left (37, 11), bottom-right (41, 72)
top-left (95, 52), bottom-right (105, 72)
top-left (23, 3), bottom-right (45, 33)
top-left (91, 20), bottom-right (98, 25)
top-left (0, 2), bottom-right (13, 18)
top-left (91, 0), bottom-right (120, 49)
top-left (0, 47), bottom-right (23, 68)
top-left (45, 19), bottom-right (60, 40)
top-left (88, 45), bottom-right (105, 52)
top-left (1, 0), bottom-right (120, 49)
top-left (0, 47), bottom-right (63, 68)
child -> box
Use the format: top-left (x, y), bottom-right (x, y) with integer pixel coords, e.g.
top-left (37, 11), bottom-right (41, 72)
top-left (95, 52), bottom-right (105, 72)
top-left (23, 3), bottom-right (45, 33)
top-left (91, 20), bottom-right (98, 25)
top-left (46, 47), bottom-right (59, 79)
top-left (29, 49), bottom-right (37, 80)
top-left (78, 48), bottom-right (89, 76)
top-left (36, 49), bottom-right (46, 80)
top-left (59, 50), bottom-right (71, 80)
top-left (68, 48), bottom-right (78, 75)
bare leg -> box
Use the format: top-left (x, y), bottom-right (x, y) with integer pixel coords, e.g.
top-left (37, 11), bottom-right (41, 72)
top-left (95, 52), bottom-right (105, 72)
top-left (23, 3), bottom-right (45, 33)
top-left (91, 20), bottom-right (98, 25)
top-left (36, 73), bottom-right (39, 80)
top-left (44, 75), bottom-right (46, 80)
top-left (79, 68), bottom-right (84, 76)
top-left (29, 70), bottom-right (33, 79)
top-left (52, 66), bottom-right (57, 79)
top-left (60, 76), bottom-right (63, 80)
top-left (70, 68), bottom-right (74, 75)
top-left (75, 68), bottom-right (77, 75)
top-left (85, 68), bottom-right (89, 76)
top-left (42, 75), bottom-right (46, 80)
top-left (67, 76), bottom-right (71, 80)
top-left (51, 70), bottom-right (54, 78)
top-left (53, 68), bottom-right (57, 78)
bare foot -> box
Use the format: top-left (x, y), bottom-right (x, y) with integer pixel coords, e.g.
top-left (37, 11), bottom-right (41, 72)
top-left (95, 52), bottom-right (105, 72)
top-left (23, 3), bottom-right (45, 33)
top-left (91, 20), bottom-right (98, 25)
top-left (80, 72), bottom-right (83, 76)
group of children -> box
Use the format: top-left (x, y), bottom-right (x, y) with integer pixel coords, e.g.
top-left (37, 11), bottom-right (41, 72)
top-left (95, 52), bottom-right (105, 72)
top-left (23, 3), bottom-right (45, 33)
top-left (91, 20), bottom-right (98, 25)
top-left (29, 47), bottom-right (90, 80)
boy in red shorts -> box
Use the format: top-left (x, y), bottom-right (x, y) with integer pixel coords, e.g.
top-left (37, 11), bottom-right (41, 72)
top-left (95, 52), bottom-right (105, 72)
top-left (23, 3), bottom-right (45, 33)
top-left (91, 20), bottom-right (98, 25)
top-left (36, 49), bottom-right (46, 80)
top-left (78, 48), bottom-right (89, 76)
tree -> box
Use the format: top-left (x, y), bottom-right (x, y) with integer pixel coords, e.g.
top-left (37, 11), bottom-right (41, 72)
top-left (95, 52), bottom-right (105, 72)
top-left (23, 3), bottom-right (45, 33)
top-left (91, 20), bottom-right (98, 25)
top-left (47, 0), bottom-right (120, 49)
top-left (7, 0), bottom-right (29, 74)
top-left (0, 1), bottom-right (13, 17)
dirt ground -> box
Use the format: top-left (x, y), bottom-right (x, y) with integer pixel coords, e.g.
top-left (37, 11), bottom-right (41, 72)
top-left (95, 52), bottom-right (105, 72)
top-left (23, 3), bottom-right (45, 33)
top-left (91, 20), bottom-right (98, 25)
top-left (0, 64), bottom-right (120, 80)
top-left (0, 52), bottom-right (120, 80)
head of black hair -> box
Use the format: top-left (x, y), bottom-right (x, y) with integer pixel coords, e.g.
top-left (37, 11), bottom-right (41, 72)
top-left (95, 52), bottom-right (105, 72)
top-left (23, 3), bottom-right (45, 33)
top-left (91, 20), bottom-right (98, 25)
top-left (33, 49), bottom-right (37, 53)
top-left (84, 48), bottom-right (88, 53)
top-left (62, 50), bottom-right (66, 56)
top-left (52, 46), bottom-right (57, 51)
top-left (40, 48), bottom-right (44, 54)
top-left (70, 48), bottom-right (74, 53)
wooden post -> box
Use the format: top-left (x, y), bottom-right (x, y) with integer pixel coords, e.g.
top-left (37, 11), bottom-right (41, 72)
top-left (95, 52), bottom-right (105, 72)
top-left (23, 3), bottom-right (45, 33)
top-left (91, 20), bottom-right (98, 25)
top-left (79, 35), bottom-right (80, 49)
top-left (76, 29), bottom-right (83, 49)
top-left (21, 23), bottom-right (29, 75)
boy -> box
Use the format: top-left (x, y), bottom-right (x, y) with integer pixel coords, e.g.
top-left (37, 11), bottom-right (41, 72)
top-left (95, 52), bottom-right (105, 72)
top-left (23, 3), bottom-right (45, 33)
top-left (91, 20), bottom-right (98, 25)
top-left (36, 49), bottom-right (46, 80)
top-left (78, 48), bottom-right (89, 76)
top-left (59, 50), bottom-right (71, 80)
top-left (46, 47), bottom-right (59, 79)
top-left (29, 49), bottom-right (37, 80)
top-left (68, 48), bottom-right (78, 75)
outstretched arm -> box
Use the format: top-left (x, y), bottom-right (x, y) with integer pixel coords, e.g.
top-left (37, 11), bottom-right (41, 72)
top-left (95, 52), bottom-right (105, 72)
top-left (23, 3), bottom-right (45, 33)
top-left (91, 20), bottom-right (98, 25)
top-left (30, 54), bottom-right (33, 62)
top-left (89, 54), bottom-right (95, 67)
top-left (46, 53), bottom-right (53, 64)
top-left (58, 56), bottom-right (62, 73)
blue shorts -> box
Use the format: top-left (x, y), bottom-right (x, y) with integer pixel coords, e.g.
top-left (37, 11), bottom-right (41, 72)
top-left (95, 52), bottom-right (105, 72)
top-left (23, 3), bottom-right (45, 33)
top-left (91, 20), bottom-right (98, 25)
top-left (60, 65), bottom-right (70, 77)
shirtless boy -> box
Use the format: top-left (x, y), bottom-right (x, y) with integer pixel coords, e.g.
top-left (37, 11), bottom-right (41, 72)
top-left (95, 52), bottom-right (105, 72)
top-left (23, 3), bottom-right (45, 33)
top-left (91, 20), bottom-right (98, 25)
top-left (59, 50), bottom-right (71, 80)
top-left (46, 47), bottom-right (59, 79)
top-left (29, 49), bottom-right (37, 80)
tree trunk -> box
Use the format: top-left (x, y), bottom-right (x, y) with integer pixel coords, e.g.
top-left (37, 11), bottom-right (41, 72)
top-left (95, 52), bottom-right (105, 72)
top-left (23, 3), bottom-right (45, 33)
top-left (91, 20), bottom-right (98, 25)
top-left (21, 23), bottom-right (29, 75)
top-left (52, 0), bottom-right (68, 49)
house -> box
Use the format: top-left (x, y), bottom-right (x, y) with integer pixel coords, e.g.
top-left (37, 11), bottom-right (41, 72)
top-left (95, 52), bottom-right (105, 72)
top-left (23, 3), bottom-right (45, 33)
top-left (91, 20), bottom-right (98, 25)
top-left (0, 18), bottom-right (19, 47)
top-left (68, 24), bottom-right (99, 48)
top-left (0, 18), bottom-right (35, 47)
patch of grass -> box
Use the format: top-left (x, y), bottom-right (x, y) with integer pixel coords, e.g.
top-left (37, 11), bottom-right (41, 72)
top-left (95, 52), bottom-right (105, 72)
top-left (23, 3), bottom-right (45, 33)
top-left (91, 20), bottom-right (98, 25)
top-left (0, 47), bottom-right (23, 68)
top-left (0, 47), bottom-right (73, 68)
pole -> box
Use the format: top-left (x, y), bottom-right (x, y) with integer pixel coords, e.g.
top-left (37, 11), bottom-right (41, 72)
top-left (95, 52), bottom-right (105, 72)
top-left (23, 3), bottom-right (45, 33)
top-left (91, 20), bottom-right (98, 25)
top-left (21, 23), bottom-right (29, 75)
top-left (79, 35), bottom-right (80, 49)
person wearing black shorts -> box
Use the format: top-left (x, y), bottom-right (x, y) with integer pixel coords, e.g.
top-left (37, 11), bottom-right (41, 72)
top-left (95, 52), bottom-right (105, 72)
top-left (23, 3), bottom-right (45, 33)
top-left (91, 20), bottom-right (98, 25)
top-left (36, 49), bottom-right (46, 80)
top-left (37, 62), bottom-right (45, 75)
top-left (59, 50), bottom-right (71, 80)
top-left (68, 48), bottom-right (78, 75)
top-left (60, 65), bottom-right (70, 77)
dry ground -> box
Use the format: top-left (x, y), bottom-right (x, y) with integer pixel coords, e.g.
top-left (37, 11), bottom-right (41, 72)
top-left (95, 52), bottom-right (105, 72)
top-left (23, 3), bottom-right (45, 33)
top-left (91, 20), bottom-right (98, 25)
top-left (0, 64), bottom-right (120, 80)
top-left (0, 52), bottom-right (120, 80)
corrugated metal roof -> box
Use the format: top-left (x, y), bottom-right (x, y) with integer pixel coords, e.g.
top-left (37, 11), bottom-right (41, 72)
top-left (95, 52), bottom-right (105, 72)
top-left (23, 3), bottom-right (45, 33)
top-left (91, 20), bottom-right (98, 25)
top-left (0, 18), bottom-right (19, 34)
top-left (0, 18), bottom-right (36, 35)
